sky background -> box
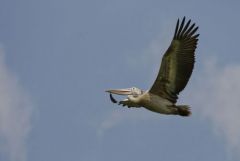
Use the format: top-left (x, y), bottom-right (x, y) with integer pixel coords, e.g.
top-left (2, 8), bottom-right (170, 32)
top-left (0, 0), bottom-right (240, 161)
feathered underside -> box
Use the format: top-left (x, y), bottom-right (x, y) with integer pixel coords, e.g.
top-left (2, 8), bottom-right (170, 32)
top-left (149, 17), bottom-right (199, 103)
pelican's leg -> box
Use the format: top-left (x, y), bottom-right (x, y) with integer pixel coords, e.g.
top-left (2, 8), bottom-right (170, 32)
top-left (119, 98), bottom-right (141, 108)
top-left (118, 99), bottom-right (132, 108)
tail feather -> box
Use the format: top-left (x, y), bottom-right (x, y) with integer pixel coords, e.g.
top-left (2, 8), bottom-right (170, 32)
top-left (177, 105), bottom-right (191, 116)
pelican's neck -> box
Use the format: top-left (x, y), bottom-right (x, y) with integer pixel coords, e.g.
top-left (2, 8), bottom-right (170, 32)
top-left (128, 95), bottom-right (141, 104)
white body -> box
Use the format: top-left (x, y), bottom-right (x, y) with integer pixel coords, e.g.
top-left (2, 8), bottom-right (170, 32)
top-left (131, 91), bottom-right (177, 115)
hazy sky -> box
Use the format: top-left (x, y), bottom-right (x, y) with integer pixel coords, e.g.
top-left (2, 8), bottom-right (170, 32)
top-left (0, 0), bottom-right (240, 161)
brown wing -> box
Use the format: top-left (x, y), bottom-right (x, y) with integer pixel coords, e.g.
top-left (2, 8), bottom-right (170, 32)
top-left (149, 17), bottom-right (199, 103)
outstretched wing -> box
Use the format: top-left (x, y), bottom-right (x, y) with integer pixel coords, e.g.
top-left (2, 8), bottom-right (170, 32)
top-left (149, 17), bottom-right (199, 103)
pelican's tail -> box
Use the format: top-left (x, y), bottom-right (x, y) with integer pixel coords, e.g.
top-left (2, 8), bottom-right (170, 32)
top-left (177, 105), bottom-right (191, 116)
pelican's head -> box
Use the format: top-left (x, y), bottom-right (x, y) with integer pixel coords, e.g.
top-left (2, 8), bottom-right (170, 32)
top-left (106, 87), bottom-right (144, 107)
top-left (106, 87), bottom-right (143, 97)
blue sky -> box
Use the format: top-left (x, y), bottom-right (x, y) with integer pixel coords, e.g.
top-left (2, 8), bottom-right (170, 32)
top-left (0, 0), bottom-right (240, 161)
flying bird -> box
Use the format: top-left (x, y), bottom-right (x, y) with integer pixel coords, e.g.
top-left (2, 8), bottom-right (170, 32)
top-left (106, 17), bottom-right (199, 116)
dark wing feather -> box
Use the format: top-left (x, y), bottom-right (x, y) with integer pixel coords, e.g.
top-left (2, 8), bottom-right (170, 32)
top-left (149, 17), bottom-right (199, 103)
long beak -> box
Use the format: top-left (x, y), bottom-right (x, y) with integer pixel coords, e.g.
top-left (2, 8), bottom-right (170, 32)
top-left (105, 88), bottom-right (132, 95)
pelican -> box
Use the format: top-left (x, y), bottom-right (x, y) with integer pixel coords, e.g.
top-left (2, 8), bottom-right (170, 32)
top-left (106, 17), bottom-right (199, 116)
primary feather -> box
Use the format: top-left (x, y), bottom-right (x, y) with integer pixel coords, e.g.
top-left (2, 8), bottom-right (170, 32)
top-left (149, 17), bottom-right (199, 103)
